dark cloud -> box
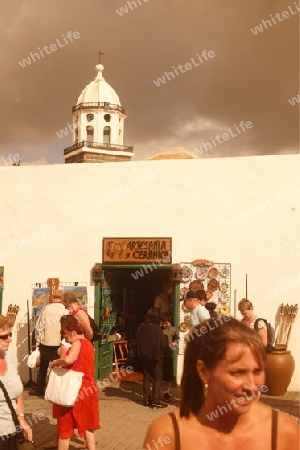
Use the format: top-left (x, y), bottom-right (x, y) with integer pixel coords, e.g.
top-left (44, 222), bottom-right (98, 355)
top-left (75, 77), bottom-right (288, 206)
top-left (0, 0), bottom-right (298, 164)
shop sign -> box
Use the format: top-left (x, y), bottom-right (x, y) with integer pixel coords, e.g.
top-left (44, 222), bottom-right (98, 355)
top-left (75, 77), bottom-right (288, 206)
top-left (47, 278), bottom-right (60, 302)
top-left (102, 238), bottom-right (172, 264)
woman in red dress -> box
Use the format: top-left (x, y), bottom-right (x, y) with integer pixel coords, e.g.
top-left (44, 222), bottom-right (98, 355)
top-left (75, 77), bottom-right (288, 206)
top-left (50, 316), bottom-right (100, 450)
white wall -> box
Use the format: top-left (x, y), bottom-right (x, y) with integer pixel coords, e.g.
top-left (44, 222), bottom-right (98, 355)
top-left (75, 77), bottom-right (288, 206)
top-left (0, 154), bottom-right (299, 389)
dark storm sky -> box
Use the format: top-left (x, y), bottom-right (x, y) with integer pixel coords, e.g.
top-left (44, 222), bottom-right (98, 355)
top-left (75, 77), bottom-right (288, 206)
top-left (0, 0), bottom-right (299, 164)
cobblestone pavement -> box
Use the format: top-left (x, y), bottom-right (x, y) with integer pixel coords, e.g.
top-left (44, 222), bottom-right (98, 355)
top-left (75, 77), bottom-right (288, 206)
top-left (23, 382), bottom-right (299, 450)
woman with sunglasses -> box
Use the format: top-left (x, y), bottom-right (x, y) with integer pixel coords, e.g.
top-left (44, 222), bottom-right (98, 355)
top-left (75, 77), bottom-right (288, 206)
top-left (0, 315), bottom-right (33, 449)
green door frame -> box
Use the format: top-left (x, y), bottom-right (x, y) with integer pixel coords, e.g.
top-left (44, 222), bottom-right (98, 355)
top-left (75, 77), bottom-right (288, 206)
top-left (94, 281), bottom-right (101, 380)
top-left (94, 263), bottom-right (179, 381)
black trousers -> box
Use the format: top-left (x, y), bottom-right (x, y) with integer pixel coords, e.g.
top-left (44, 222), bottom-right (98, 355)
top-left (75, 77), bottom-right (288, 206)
top-left (141, 358), bottom-right (163, 403)
top-left (0, 433), bottom-right (17, 450)
top-left (35, 344), bottom-right (60, 394)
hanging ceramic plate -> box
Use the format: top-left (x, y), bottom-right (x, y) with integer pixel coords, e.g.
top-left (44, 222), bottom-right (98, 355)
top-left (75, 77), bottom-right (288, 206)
top-left (208, 278), bottom-right (219, 292)
top-left (179, 322), bottom-right (189, 332)
top-left (220, 283), bottom-right (228, 293)
top-left (208, 267), bottom-right (219, 278)
top-left (181, 266), bottom-right (193, 283)
top-left (206, 290), bottom-right (213, 300)
top-left (196, 267), bottom-right (208, 281)
top-left (220, 305), bottom-right (230, 315)
top-left (194, 281), bottom-right (204, 290)
top-left (180, 287), bottom-right (188, 298)
top-left (219, 293), bottom-right (229, 304)
top-left (220, 267), bottom-right (230, 278)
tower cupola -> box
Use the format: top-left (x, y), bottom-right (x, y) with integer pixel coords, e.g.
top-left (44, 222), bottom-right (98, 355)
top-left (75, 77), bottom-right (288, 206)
top-left (64, 64), bottom-right (134, 163)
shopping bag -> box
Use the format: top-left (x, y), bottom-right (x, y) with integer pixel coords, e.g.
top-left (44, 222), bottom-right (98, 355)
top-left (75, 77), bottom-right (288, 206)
top-left (16, 431), bottom-right (35, 450)
top-left (27, 348), bottom-right (40, 368)
top-left (44, 367), bottom-right (84, 407)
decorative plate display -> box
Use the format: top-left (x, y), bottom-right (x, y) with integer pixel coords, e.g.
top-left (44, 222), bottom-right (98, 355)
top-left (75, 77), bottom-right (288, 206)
top-left (179, 322), bottom-right (189, 332)
top-left (220, 305), bottom-right (230, 315)
top-left (208, 278), bottom-right (219, 292)
top-left (181, 266), bottom-right (193, 283)
top-left (220, 267), bottom-right (230, 278)
top-left (195, 281), bottom-right (204, 290)
top-left (180, 287), bottom-right (188, 298)
top-left (220, 283), bottom-right (228, 293)
top-left (206, 290), bottom-right (213, 300)
top-left (196, 267), bottom-right (208, 281)
top-left (208, 267), bottom-right (219, 278)
top-left (219, 293), bottom-right (229, 304)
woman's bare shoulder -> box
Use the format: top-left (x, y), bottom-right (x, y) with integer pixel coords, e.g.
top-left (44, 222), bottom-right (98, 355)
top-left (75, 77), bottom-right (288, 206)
top-left (256, 403), bottom-right (299, 447)
top-left (143, 410), bottom-right (179, 449)
top-left (277, 410), bottom-right (299, 443)
top-left (145, 410), bottom-right (176, 433)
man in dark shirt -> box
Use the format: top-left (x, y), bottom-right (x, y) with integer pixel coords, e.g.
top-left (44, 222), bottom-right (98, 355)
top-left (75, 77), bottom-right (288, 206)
top-left (136, 308), bottom-right (167, 408)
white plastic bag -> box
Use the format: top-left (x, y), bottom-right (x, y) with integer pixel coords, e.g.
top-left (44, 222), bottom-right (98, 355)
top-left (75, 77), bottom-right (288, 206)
top-left (44, 367), bottom-right (84, 407)
top-left (27, 348), bottom-right (41, 368)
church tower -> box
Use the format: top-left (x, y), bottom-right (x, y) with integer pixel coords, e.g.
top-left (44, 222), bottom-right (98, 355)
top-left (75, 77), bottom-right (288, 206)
top-left (64, 63), bottom-right (134, 163)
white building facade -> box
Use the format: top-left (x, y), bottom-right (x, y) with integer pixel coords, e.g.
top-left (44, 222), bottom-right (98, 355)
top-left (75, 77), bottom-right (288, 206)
top-left (0, 154), bottom-right (299, 390)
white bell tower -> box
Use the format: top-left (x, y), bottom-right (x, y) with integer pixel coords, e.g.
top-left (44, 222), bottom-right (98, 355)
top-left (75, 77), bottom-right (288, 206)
top-left (64, 62), bottom-right (134, 163)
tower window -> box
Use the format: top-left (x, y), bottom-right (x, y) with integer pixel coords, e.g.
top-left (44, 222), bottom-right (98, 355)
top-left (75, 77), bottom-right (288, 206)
top-left (103, 126), bottom-right (111, 144)
top-left (86, 126), bottom-right (94, 143)
top-left (87, 114), bottom-right (94, 122)
top-left (104, 114), bottom-right (111, 122)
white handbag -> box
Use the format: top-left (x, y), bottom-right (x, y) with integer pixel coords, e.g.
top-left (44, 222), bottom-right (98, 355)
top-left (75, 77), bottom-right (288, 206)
top-left (27, 348), bottom-right (41, 368)
top-left (44, 367), bottom-right (84, 407)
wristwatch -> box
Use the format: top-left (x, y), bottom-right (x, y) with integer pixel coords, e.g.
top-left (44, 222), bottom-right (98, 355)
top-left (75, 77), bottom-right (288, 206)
top-left (17, 414), bottom-right (25, 417)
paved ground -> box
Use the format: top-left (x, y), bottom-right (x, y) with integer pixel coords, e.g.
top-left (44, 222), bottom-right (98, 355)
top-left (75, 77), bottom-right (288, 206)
top-left (23, 382), bottom-right (299, 450)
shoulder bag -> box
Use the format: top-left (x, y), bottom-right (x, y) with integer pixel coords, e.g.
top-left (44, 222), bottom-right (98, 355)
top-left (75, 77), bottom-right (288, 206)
top-left (0, 380), bottom-right (35, 450)
top-left (44, 367), bottom-right (84, 407)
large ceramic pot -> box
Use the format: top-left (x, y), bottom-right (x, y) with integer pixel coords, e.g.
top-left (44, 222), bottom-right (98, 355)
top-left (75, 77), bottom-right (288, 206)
top-left (264, 349), bottom-right (295, 396)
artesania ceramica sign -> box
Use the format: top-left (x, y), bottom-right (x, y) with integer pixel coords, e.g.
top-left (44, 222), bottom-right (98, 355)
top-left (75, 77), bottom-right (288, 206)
top-left (102, 238), bottom-right (172, 264)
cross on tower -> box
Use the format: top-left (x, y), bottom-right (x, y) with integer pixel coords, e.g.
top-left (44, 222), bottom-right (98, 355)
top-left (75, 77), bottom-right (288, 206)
top-left (97, 51), bottom-right (105, 64)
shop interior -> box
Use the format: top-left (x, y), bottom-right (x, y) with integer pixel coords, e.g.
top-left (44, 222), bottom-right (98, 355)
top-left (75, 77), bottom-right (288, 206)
top-left (100, 267), bottom-right (173, 343)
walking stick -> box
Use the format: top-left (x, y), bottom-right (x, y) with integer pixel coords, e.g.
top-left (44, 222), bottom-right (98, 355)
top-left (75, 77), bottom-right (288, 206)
top-left (286, 304), bottom-right (298, 348)
top-left (275, 303), bottom-right (284, 346)
top-left (282, 304), bottom-right (291, 347)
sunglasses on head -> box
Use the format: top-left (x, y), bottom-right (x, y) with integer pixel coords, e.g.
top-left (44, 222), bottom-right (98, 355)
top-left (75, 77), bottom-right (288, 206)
top-left (0, 332), bottom-right (12, 340)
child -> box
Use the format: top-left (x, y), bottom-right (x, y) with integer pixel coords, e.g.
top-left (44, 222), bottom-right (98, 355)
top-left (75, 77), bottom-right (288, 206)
top-left (160, 312), bottom-right (179, 401)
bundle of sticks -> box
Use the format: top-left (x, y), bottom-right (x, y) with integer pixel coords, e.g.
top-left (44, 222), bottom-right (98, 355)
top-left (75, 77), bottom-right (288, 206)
top-left (275, 303), bottom-right (298, 349)
top-left (5, 304), bottom-right (20, 326)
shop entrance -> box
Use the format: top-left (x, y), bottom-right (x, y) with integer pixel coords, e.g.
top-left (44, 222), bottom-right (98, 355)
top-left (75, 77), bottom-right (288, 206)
top-left (95, 264), bottom-right (178, 380)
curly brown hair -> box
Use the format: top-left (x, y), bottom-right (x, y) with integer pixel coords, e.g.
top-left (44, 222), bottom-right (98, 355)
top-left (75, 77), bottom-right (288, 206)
top-left (0, 315), bottom-right (12, 332)
top-left (60, 315), bottom-right (84, 335)
top-left (180, 316), bottom-right (265, 418)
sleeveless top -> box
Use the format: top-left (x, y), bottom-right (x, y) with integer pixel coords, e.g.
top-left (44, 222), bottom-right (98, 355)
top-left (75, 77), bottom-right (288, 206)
top-left (70, 306), bottom-right (86, 316)
top-left (168, 409), bottom-right (278, 450)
